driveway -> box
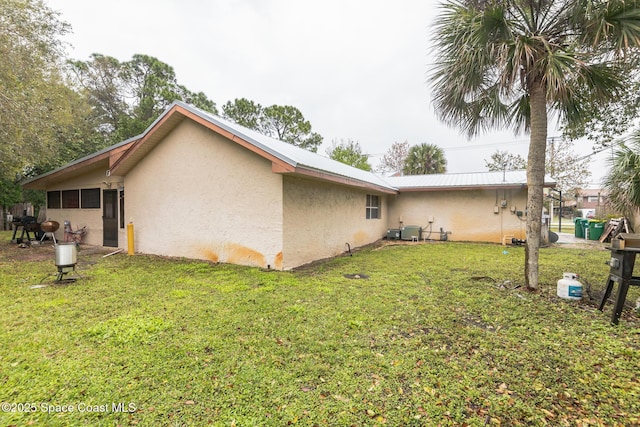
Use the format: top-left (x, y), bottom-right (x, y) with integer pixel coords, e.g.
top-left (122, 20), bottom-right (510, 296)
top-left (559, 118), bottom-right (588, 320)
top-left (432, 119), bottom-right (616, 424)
top-left (552, 231), bottom-right (607, 250)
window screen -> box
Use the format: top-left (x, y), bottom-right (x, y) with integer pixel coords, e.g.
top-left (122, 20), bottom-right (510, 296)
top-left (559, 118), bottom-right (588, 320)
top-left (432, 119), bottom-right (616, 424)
top-left (61, 190), bottom-right (80, 209)
top-left (47, 191), bottom-right (61, 209)
top-left (81, 188), bottom-right (101, 208)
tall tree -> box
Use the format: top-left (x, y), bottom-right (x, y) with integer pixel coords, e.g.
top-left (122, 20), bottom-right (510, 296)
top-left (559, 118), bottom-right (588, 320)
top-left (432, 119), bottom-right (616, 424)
top-left (67, 54), bottom-right (127, 138)
top-left (486, 142), bottom-right (590, 196)
top-left (545, 138), bottom-right (591, 196)
top-left (326, 139), bottom-right (372, 171)
top-left (430, 0), bottom-right (640, 289)
top-left (378, 141), bottom-right (410, 174)
top-left (0, 0), bottom-right (71, 181)
top-left (120, 54), bottom-right (218, 139)
top-left (221, 98), bottom-right (264, 130)
top-left (262, 105), bottom-right (323, 152)
top-left (562, 75), bottom-right (640, 149)
top-left (68, 54), bottom-right (218, 144)
top-left (485, 150), bottom-right (528, 172)
top-left (603, 132), bottom-right (640, 217)
top-left (486, 143), bottom-right (590, 196)
top-left (403, 143), bottom-right (447, 175)
top-left (222, 98), bottom-right (323, 152)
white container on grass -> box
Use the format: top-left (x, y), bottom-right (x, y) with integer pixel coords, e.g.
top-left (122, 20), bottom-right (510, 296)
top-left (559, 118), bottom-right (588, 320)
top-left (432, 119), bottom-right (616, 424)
top-left (557, 272), bottom-right (582, 300)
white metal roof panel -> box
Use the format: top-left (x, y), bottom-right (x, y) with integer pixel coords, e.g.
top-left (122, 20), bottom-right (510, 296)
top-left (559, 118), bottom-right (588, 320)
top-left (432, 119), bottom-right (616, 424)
top-left (383, 170), bottom-right (555, 189)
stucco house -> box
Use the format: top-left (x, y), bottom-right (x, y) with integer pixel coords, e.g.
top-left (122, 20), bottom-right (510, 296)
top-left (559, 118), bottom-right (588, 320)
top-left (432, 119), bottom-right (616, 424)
top-left (23, 101), bottom-right (554, 269)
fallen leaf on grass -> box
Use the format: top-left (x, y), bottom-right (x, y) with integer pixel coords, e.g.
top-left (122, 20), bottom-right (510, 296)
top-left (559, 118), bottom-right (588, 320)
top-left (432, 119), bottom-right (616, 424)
top-left (496, 383), bottom-right (513, 395)
top-left (540, 408), bottom-right (555, 419)
top-left (184, 400), bottom-right (195, 405)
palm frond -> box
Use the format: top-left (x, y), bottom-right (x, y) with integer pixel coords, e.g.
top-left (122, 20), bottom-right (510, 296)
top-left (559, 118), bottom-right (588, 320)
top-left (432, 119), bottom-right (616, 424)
top-left (579, 0), bottom-right (640, 51)
top-left (603, 132), bottom-right (640, 214)
top-left (430, 0), bottom-right (640, 138)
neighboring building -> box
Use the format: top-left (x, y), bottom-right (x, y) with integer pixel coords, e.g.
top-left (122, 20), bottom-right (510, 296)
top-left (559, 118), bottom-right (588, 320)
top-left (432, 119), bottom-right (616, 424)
top-left (576, 187), bottom-right (608, 209)
top-left (23, 102), bottom-right (555, 270)
top-left (575, 187), bottom-right (610, 218)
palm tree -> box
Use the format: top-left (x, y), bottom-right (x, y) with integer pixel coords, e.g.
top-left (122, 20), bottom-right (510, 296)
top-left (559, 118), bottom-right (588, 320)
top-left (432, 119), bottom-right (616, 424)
top-left (430, 0), bottom-right (640, 289)
top-left (603, 132), bottom-right (640, 217)
top-left (403, 143), bottom-right (447, 175)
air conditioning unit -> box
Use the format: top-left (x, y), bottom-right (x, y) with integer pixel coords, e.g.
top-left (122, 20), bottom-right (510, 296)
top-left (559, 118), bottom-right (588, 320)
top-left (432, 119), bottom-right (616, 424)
top-left (401, 225), bottom-right (422, 241)
top-left (386, 229), bottom-right (401, 240)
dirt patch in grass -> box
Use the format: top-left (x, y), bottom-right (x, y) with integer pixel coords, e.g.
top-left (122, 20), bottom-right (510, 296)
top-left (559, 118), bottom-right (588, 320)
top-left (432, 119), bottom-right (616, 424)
top-left (0, 235), bottom-right (115, 263)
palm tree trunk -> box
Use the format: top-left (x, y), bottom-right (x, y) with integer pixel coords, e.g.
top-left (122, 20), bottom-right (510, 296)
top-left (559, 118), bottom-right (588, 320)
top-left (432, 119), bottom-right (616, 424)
top-left (525, 80), bottom-right (548, 290)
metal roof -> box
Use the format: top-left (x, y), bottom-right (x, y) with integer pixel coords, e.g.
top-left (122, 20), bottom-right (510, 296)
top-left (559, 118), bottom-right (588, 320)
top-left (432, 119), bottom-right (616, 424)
top-left (171, 102), bottom-right (396, 192)
top-left (22, 101), bottom-right (556, 195)
top-left (21, 135), bottom-right (140, 188)
top-left (383, 170), bottom-right (556, 190)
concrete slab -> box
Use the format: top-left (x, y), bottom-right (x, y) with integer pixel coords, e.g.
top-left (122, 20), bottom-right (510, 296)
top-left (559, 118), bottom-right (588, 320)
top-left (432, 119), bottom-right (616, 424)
top-left (553, 232), bottom-right (605, 248)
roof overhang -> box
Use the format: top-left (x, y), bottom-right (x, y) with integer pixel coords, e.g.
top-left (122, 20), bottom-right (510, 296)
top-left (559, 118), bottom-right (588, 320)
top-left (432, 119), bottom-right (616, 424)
top-left (277, 165), bottom-right (398, 194)
top-left (22, 139), bottom-right (137, 190)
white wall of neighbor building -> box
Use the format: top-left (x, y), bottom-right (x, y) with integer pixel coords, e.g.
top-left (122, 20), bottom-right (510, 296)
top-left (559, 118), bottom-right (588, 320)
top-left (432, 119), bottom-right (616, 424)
top-left (386, 188), bottom-right (529, 243)
top-left (124, 120), bottom-right (285, 269)
top-left (282, 175), bottom-right (389, 269)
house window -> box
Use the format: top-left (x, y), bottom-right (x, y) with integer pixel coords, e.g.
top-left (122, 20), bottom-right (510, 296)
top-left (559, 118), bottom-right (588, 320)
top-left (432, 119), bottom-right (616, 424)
top-left (366, 195), bottom-right (381, 219)
top-left (61, 190), bottom-right (80, 208)
top-left (587, 196), bottom-right (599, 203)
top-left (47, 191), bottom-right (61, 209)
top-left (81, 188), bottom-right (101, 208)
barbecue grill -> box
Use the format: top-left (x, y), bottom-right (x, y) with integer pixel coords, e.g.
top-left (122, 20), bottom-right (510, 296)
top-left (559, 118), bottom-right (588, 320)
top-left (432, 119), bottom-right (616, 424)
top-left (40, 220), bottom-right (59, 243)
top-left (11, 216), bottom-right (40, 243)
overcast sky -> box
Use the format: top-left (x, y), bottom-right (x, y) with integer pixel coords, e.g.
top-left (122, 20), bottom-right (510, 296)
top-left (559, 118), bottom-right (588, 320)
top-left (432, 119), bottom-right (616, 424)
top-left (48, 0), bottom-right (609, 183)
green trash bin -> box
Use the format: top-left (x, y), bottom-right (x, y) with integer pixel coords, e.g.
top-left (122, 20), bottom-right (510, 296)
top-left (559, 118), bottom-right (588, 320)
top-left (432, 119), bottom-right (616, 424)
top-left (574, 218), bottom-right (587, 238)
top-left (587, 220), bottom-right (606, 241)
top-left (574, 218), bottom-right (583, 238)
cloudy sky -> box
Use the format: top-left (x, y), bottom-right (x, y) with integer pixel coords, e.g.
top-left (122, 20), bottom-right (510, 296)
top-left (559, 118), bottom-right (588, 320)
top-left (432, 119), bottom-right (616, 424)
top-left (48, 0), bottom-right (609, 182)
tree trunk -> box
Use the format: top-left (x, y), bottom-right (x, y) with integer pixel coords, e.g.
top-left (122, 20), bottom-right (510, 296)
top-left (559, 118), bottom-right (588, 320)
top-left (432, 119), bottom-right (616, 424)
top-left (525, 80), bottom-right (548, 290)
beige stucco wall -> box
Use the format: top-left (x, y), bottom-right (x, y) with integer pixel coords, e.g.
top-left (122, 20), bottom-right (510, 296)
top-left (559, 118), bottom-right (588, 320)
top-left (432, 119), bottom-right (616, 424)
top-left (282, 176), bottom-right (389, 269)
top-left (124, 120), bottom-right (284, 269)
top-left (40, 166), bottom-right (115, 246)
top-left (386, 189), bottom-right (528, 243)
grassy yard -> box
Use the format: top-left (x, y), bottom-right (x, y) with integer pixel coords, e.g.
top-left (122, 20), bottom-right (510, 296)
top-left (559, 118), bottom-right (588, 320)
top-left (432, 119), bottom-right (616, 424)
top-left (1, 231), bottom-right (639, 426)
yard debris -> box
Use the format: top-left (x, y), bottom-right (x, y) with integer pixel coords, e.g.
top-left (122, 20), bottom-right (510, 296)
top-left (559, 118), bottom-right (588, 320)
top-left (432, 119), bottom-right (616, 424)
top-left (102, 248), bottom-right (124, 258)
top-left (471, 276), bottom-right (521, 290)
top-left (343, 273), bottom-right (369, 279)
top-left (599, 217), bottom-right (633, 243)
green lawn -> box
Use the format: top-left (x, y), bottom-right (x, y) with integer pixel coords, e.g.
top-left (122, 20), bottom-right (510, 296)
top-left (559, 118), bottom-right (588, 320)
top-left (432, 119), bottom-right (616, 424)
top-left (1, 231), bottom-right (638, 426)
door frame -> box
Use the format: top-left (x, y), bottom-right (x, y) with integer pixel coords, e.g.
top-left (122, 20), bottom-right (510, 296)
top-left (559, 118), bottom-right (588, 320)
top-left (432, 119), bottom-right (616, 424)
top-left (103, 189), bottom-right (118, 247)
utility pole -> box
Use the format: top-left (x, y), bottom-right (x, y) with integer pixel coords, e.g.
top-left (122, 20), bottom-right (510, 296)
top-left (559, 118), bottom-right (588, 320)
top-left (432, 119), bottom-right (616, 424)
top-left (547, 189), bottom-right (563, 232)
